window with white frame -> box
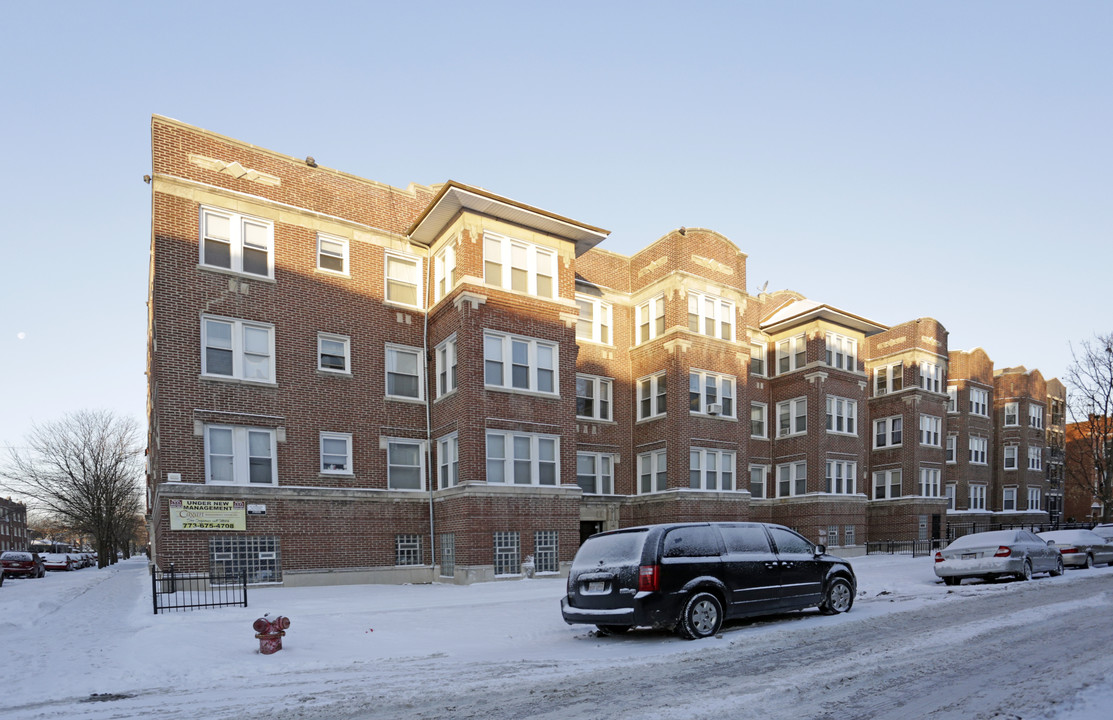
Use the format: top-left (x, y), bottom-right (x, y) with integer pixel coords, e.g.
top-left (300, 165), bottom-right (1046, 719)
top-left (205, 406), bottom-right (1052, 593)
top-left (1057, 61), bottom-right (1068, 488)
top-left (486, 432), bottom-right (558, 486)
top-left (317, 333), bottom-right (350, 373)
top-left (970, 485), bottom-right (986, 510)
top-left (751, 403), bottom-right (767, 438)
top-left (919, 362), bottom-right (942, 393)
top-left (395, 534), bottom-right (422, 566)
top-left (825, 526), bottom-right (839, 548)
top-left (636, 295), bottom-right (666, 344)
top-left (873, 469), bottom-right (902, 499)
top-left (319, 432), bottom-right (352, 474)
top-left (435, 336), bottom-right (457, 397)
top-left (386, 345), bottom-right (423, 399)
top-left (689, 370), bottom-right (735, 417)
top-left (825, 460), bottom-right (857, 494)
top-left (969, 436), bottom-right (988, 464)
top-left (1002, 487), bottom-right (1017, 511)
top-left (690, 448), bottom-right (735, 490)
top-left (317, 233), bottom-right (348, 274)
top-left (576, 375), bottom-right (612, 421)
top-left (204, 425), bottom-right (276, 485)
top-left (1004, 445), bottom-right (1018, 470)
top-left (825, 396), bottom-right (857, 435)
top-left (874, 416), bottom-right (903, 449)
top-left (970, 388), bottom-right (988, 416)
top-left (576, 294), bottom-right (612, 345)
top-left (483, 332), bottom-right (557, 394)
top-left (638, 449), bottom-right (668, 494)
top-left (200, 206), bottom-right (273, 278)
top-left (844, 525), bottom-right (856, 547)
top-left (776, 461), bottom-right (807, 497)
top-left (484, 233), bottom-right (555, 298)
top-left (825, 333), bottom-right (857, 371)
top-left (437, 433), bottom-right (459, 489)
top-left (1028, 487), bottom-right (1041, 510)
top-left (637, 372), bottom-right (667, 420)
top-left (1028, 446), bottom-right (1043, 471)
top-left (946, 434), bottom-right (957, 463)
top-left (874, 361), bottom-right (904, 395)
top-left (777, 397), bottom-right (807, 437)
top-left (434, 242), bottom-right (456, 301)
top-left (749, 464), bottom-right (768, 499)
top-left (576, 452), bottom-right (614, 495)
top-left (750, 343), bottom-right (767, 376)
top-left (687, 291), bottom-right (734, 341)
top-left (202, 317), bottom-right (275, 383)
top-left (776, 334), bottom-right (807, 375)
top-left (493, 531), bottom-right (521, 576)
top-left (534, 530), bottom-right (559, 574)
top-left (919, 415), bottom-right (941, 446)
top-left (945, 484), bottom-right (956, 511)
top-left (384, 251), bottom-right (421, 307)
top-left (919, 468), bottom-right (940, 497)
top-left (1004, 401), bottom-right (1019, 426)
top-left (387, 440), bottom-right (423, 490)
top-left (1029, 404), bottom-right (1044, 429)
top-left (947, 387), bottom-right (957, 413)
top-left (439, 534), bottom-right (455, 577)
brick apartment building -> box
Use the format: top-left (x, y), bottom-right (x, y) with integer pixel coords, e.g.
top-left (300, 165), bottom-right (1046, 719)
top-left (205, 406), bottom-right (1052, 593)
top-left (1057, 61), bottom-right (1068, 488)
top-left (0, 497), bottom-right (29, 553)
top-left (145, 116), bottom-right (1064, 586)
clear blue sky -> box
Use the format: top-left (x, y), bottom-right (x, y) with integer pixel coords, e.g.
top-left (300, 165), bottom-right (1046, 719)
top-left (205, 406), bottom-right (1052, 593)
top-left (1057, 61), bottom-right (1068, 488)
top-left (1, 2), bottom-right (1110, 451)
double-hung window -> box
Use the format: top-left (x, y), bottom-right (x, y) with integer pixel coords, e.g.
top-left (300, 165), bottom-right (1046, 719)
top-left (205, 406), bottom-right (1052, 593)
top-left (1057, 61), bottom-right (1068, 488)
top-left (1028, 446), bottom-right (1043, 471)
top-left (873, 469), bottom-right (901, 499)
top-left (576, 375), bottom-right (612, 421)
top-left (385, 345), bottom-right (423, 400)
top-left (636, 295), bottom-right (666, 344)
top-left (776, 461), bottom-right (807, 497)
top-left (1004, 402), bottom-right (1019, 426)
top-left (919, 362), bottom-right (942, 393)
top-left (969, 388), bottom-right (988, 416)
top-left (1028, 487), bottom-right (1041, 510)
top-left (689, 370), bottom-right (735, 417)
top-left (1004, 445), bottom-right (1018, 470)
top-left (749, 464), bottom-right (768, 499)
top-left (483, 331), bottom-right (557, 394)
top-left (384, 252), bottom-right (421, 307)
top-left (486, 432), bottom-right (558, 486)
top-left (576, 294), bottom-right (612, 344)
top-left (437, 433), bottom-right (459, 489)
top-left (751, 403), bottom-right (768, 438)
top-left (204, 425), bottom-right (276, 485)
top-left (1002, 487), bottom-right (1017, 511)
top-left (434, 242), bottom-right (456, 301)
top-left (202, 316), bottom-right (275, 383)
top-left (945, 484), bottom-right (957, 510)
top-left (200, 207), bottom-right (273, 278)
top-left (825, 396), bottom-right (857, 435)
top-left (576, 452), bottom-right (614, 494)
top-left (387, 439), bottom-right (424, 490)
top-left (946, 435), bottom-right (957, 463)
top-left (317, 233), bottom-right (348, 274)
top-left (318, 333), bottom-right (350, 374)
top-left (637, 450), bottom-right (667, 494)
top-left (687, 291), bottom-right (734, 340)
top-left (970, 485), bottom-right (986, 510)
top-left (435, 336), bottom-right (458, 397)
top-left (320, 432), bottom-right (352, 474)
top-left (874, 362), bottom-right (903, 395)
top-left (484, 232), bottom-right (555, 298)
top-left (750, 343), bottom-right (767, 376)
top-left (874, 416), bottom-right (903, 448)
top-left (919, 468), bottom-right (940, 497)
top-left (776, 334), bottom-right (806, 375)
top-left (777, 397), bottom-right (807, 437)
top-left (825, 332), bottom-right (856, 371)
top-left (637, 372), bottom-right (667, 420)
top-left (1029, 405), bottom-right (1044, 429)
top-left (919, 415), bottom-right (941, 446)
top-left (947, 387), bottom-right (958, 413)
top-left (969, 436), bottom-right (988, 465)
top-left (690, 448), bottom-right (735, 490)
top-left (825, 460), bottom-right (856, 494)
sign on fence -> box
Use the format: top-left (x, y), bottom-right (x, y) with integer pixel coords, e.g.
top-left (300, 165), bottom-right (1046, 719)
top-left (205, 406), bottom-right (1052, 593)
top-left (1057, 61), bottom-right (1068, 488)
top-left (169, 499), bottom-right (246, 531)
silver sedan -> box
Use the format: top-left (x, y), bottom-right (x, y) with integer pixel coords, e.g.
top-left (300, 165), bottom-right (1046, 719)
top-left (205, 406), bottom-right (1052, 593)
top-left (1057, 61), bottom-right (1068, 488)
top-left (1038, 530), bottom-right (1113, 568)
top-left (934, 529), bottom-right (1064, 585)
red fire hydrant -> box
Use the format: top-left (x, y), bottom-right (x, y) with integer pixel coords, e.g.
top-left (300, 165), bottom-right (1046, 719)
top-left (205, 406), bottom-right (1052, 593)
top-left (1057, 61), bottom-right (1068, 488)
top-left (253, 614), bottom-right (291, 655)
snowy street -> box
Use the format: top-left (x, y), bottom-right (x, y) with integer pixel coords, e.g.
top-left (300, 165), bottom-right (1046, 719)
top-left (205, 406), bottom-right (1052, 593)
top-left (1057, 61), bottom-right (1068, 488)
top-left (3, 555), bottom-right (1112, 719)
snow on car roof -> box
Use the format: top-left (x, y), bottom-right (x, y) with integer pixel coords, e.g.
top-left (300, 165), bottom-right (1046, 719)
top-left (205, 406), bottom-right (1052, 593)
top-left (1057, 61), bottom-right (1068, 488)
top-left (947, 530), bottom-right (1019, 549)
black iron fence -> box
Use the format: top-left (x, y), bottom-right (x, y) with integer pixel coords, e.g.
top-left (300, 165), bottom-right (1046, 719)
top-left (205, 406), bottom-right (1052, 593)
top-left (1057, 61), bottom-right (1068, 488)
top-left (866, 539), bottom-right (945, 557)
top-left (152, 563), bottom-right (248, 614)
top-left (867, 521), bottom-right (1097, 558)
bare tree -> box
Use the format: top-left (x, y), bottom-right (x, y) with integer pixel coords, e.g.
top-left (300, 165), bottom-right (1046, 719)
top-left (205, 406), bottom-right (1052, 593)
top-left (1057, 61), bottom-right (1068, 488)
top-left (1065, 333), bottom-right (1113, 524)
top-left (0, 410), bottom-right (143, 567)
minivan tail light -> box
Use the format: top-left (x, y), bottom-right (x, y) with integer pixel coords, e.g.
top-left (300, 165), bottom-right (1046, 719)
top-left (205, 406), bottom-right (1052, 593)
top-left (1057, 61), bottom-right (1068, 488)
top-left (638, 565), bottom-right (659, 592)
top-left (994, 546), bottom-right (1012, 558)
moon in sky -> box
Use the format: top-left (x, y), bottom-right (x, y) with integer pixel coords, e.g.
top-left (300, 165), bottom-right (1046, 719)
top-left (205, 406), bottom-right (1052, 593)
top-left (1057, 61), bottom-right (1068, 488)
top-left (16, 332), bottom-right (26, 340)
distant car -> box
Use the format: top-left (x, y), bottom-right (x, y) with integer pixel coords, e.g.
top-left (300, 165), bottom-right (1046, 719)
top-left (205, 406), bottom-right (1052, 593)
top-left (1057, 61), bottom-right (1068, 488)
top-left (1038, 530), bottom-right (1113, 568)
top-left (561, 522), bottom-right (857, 640)
top-left (1091, 524), bottom-right (1113, 542)
top-left (1, 551), bottom-right (46, 579)
top-left (41, 552), bottom-right (78, 571)
top-left (934, 529), bottom-right (1064, 585)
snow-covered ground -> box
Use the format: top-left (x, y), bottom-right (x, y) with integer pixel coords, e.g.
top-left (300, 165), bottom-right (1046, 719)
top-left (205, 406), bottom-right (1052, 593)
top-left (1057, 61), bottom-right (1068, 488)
top-left (3, 554), bottom-right (1111, 719)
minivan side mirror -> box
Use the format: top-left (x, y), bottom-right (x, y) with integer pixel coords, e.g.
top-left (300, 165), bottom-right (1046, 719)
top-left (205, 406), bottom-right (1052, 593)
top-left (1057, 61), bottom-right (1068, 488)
top-left (814, 544), bottom-right (826, 556)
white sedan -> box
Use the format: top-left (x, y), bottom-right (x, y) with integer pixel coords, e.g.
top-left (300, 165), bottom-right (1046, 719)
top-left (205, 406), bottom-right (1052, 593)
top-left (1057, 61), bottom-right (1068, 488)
top-left (934, 529), bottom-right (1063, 585)
top-left (1038, 530), bottom-right (1113, 568)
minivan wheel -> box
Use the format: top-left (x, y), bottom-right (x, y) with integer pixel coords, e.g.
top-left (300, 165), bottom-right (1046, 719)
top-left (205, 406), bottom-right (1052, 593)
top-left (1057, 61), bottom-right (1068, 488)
top-left (596, 625), bottom-right (630, 636)
top-left (819, 577), bottom-right (854, 615)
top-left (677, 592), bottom-right (723, 640)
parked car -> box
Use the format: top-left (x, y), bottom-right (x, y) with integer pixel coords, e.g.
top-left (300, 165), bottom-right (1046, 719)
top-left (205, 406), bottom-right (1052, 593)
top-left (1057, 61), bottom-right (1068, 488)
top-left (1038, 530), bottom-right (1113, 568)
top-left (561, 522), bottom-right (857, 640)
top-left (41, 552), bottom-right (78, 571)
top-left (934, 529), bottom-right (1063, 585)
top-left (1091, 524), bottom-right (1113, 542)
top-left (1, 551), bottom-right (46, 579)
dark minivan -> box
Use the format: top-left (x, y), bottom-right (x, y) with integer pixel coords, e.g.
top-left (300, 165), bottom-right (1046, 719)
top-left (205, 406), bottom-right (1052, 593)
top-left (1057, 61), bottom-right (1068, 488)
top-left (561, 522), bottom-right (856, 639)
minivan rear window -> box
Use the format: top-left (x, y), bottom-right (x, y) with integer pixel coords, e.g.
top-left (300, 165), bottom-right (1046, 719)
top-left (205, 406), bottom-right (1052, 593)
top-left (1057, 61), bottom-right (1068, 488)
top-left (572, 530), bottom-right (647, 568)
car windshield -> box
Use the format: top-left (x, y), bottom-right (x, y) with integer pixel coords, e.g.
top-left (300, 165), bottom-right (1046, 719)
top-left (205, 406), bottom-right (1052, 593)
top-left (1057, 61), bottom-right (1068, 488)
top-left (572, 530), bottom-right (647, 568)
top-left (948, 530), bottom-right (1018, 549)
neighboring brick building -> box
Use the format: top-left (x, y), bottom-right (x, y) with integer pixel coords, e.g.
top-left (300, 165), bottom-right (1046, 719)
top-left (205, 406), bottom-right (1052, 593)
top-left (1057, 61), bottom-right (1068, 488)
top-left (0, 497), bottom-right (28, 553)
top-left (145, 117), bottom-right (1065, 586)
